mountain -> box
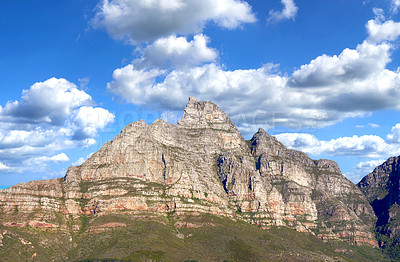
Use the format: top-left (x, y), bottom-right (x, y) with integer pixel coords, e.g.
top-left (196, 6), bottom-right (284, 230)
top-left (0, 97), bottom-right (385, 261)
top-left (358, 156), bottom-right (400, 260)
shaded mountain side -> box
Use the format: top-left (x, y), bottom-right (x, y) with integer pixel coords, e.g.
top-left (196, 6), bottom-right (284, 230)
top-left (0, 97), bottom-right (379, 261)
top-left (358, 156), bottom-right (400, 259)
top-left (247, 129), bottom-right (376, 245)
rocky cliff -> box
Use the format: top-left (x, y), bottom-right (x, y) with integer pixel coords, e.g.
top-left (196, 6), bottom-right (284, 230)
top-left (0, 97), bottom-right (377, 248)
top-left (358, 156), bottom-right (400, 258)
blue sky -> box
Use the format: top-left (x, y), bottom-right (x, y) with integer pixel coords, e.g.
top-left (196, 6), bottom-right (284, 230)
top-left (1, 0), bottom-right (400, 187)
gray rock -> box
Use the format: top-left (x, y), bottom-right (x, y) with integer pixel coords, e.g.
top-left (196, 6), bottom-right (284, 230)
top-left (0, 97), bottom-right (377, 246)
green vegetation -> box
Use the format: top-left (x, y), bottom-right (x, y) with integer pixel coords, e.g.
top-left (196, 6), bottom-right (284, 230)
top-left (0, 213), bottom-right (389, 262)
top-left (375, 223), bottom-right (400, 261)
top-left (245, 139), bottom-right (253, 151)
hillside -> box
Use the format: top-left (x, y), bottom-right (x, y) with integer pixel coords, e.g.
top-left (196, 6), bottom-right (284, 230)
top-left (0, 97), bottom-right (385, 261)
top-left (359, 156), bottom-right (400, 260)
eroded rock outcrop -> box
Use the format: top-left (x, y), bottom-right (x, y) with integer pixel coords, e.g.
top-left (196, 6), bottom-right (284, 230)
top-left (247, 128), bottom-right (377, 245)
top-left (0, 97), bottom-right (377, 246)
top-left (358, 156), bottom-right (400, 251)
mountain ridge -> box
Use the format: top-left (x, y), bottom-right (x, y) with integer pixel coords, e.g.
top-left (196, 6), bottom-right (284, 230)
top-left (358, 155), bottom-right (400, 259)
top-left (0, 97), bottom-right (385, 261)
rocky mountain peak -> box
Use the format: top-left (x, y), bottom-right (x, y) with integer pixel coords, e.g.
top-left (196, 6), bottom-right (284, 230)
top-left (358, 156), bottom-right (400, 202)
top-left (250, 128), bottom-right (286, 157)
top-left (314, 159), bottom-right (341, 174)
top-left (358, 155), bottom-right (400, 255)
top-left (250, 128), bottom-right (315, 167)
top-left (0, 97), bottom-right (379, 253)
top-left (358, 156), bottom-right (400, 229)
top-left (177, 97), bottom-right (236, 131)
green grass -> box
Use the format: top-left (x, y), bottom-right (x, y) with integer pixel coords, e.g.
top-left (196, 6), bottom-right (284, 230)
top-left (0, 213), bottom-right (389, 262)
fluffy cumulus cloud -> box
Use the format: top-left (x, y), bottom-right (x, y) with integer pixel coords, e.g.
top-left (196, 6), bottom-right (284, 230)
top-left (100, 4), bottom-right (400, 183)
top-left (0, 78), bottom-right (92, 126)
top-left (92, 0), bottom-right (256, 43)
top-left (289, 41), bottom-right (391, 88)
top-left (69, 106), bottom-right (115, 140)
top-left (107, 66), bottom-right (164, 105)
top-left (108, 33), bottom-right (219, 99)
top-left (136, 34), bottom-right (217, 69)
top-left (105, 14), bottom-right (400, 136)
top-left (107, 41), bottom-right (400, 134)
top-left (268, 0), bottom-right (298, 23)
top-left (366, 19), bottom-right (400, 43)
top-left (108, 63), bottom-right (306, 130)
top-left (274, 133), bottom-right (322, 155)
top-left (0, 78), bottom-right (114, 174)
top-left (386, 123), bottom-right (400, 143)
top-left (276, 133), bottom-right (396, 158)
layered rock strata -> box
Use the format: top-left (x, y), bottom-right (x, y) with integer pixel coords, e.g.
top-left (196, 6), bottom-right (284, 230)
top-left (358, 156), bottom-right (400, 240)
top-left (0, 97), bottom-right (377, 246)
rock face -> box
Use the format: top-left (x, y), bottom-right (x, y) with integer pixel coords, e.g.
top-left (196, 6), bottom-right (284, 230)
top-left (358, 156), bottom-right (400, 250)
top-left (247, 129), bottom-right (377, 246)
top-left (0, 97), bottom-right (377, 246)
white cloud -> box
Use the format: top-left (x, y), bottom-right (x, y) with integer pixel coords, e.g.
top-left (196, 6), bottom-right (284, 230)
top-left (108, 37), bottom-right (400, 135)
top-left (0, 78), bottom-right (92, 126)
top-left (373, 8), bottom-right (385, 23)
top-left (355, 159), bottom-right (385, 171)
top-left (274, 133), bottom-right (321, 155)
top-left (0, 162), bottom-right (9, 171)
top-left (274, 120), bottom-right (400, 161)
top-left (24, 153), bottom-right (70, 166)
top-left (386, 123), bottom-right (400, 143)
top-left (0, 78), bottom-right (114, 176)
top-left (107, 66), bottom-right (164, 105)
top-left (78, 77), bottom-right (90, 90)
top-left (72, 157), bottom-right (85, 167)
top-left (392, 0), bottom-right (400, 14)
top-left (92, 0), bottom-right (256, 43)
top-left (346, 159), bottom-right (386, 182)
top-left (322, 135), bottom-right (390, 158)
top-left (366, 19), bottom-right (400, 43)
top-left (72, 152), bottom-right (94, 166)
top-left (368, 123), bottom-right (379, 128)
top-left (0, 128), bottom-right (67, 153)
top-left (69, 106), bottom-right (115, 140)
top-left (104, 13), bottom-right (400, 183)
top-left (289, 41), bottom-right (391, 88)
top-left (268, 0), bottom-right (298, 23)
top-left (136, 34), bottom-right (217, 69)
top-left (108, 63), bottom-right (314, 132)
top-left (275, 133), bottom-right (396, 158)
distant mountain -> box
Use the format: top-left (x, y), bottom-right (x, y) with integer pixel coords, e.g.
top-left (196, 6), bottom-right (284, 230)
top-left (359, 156), bottom-right (400, 260)
top-left (0, 97), bottom-right (387, 261)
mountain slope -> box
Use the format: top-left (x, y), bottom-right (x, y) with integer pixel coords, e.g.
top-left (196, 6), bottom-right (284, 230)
top-left (248, 128), bottom-right (376, 245)
top-left (358, 156), bottom-right (400, 259)
top-left (0, 97), bottom-right (382, 261)
top-left (0, 213), bottom-right (388, 262)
